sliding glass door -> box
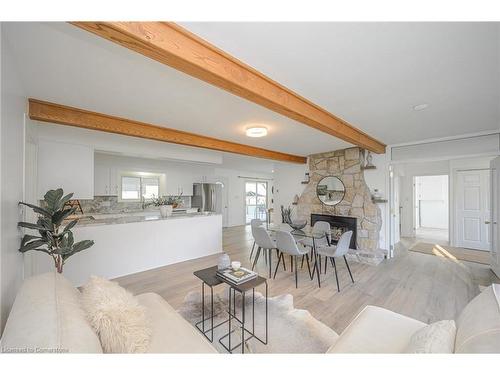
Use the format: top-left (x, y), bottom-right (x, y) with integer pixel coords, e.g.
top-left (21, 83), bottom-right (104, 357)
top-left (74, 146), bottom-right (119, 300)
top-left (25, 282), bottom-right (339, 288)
top-left (245, 180), bottom-right (268, 224)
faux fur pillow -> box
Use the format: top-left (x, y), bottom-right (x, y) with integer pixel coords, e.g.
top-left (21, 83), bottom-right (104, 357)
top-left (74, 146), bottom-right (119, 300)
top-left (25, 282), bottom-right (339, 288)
top-left (80, 276), bottom-right (151, 353)
top-left (404, 320), bottom-right (456, 353)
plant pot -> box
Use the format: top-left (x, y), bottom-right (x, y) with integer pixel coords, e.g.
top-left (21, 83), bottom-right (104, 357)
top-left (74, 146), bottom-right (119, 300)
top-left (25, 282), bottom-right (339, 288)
top-left (159, 205), bottom-right (173, 218)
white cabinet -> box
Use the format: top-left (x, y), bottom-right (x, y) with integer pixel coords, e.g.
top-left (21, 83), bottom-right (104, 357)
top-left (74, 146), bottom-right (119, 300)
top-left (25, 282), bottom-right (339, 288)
top-left (37, 140), bottom-right (94, 199)
top-left (94, 165), bottom-right (118, 196)
top-left (166, 171), bottom-right (194, 196)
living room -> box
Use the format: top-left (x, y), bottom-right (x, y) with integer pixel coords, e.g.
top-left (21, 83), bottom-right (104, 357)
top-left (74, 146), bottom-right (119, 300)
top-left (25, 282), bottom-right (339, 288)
top-left (1, 1), bottom-right (499, 374)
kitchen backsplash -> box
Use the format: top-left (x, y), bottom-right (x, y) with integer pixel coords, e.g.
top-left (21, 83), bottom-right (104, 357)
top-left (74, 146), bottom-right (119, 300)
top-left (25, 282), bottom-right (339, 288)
top-left (78, 196), bottom-right (192, 214)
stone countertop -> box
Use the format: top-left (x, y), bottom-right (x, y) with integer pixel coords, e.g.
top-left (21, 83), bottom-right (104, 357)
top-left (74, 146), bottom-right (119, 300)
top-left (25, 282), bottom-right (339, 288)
top-left (71, 211), bottom-right (220, 228)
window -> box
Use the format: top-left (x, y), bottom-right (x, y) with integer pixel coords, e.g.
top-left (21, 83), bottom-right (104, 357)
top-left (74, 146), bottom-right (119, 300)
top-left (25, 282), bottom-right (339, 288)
top-left (142, 177), bottom-right (160, 199)
top-left (120, 174), bottom-right (160, 201)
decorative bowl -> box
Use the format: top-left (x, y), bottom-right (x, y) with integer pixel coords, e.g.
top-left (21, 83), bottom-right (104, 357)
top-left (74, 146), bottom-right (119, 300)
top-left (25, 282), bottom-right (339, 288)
top-left (289, 220), bottom-right (307, 230)
top-left (231, 261), bottom-right (241, 271)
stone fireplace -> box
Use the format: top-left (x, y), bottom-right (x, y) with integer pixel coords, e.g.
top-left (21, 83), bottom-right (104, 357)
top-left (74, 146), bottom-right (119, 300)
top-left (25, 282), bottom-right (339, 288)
top-left (296, 147), bottom-right (382, 252)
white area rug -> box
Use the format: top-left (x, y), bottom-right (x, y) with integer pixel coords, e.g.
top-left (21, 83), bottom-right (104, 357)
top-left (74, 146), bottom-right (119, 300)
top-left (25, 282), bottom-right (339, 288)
top-left (178, 289), bottom-right (338, 353)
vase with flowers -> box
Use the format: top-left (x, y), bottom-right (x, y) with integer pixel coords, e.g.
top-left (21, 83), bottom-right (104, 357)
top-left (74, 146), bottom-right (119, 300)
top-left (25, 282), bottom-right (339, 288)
top-left (149, 195), bottom-right (183, 217)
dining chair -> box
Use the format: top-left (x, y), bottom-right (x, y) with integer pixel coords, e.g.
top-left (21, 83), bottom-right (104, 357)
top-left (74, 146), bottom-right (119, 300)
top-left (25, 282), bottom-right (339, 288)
top-left (315, 231), bottom-right (354, 292)
top-left (251, 226), bottom-right (280, 278)
top-left (274, 230), bottom-right (313, 288)
top-left (249, 219), bottom-right (263, 261)
top-left (299, 221), bottom-right (330, 273)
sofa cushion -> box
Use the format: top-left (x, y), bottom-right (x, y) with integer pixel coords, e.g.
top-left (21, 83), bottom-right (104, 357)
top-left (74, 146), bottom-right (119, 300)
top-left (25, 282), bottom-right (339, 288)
top-left (80, 276), bottom-right (151, 353)
top-left (0, 272), bottom-right (102, 353)
top-left (327, 305), bottom-right (427, 353)
top-left (404, 320), bottom-right (456, 353)
top-left (454, 284), bottom-right (500, 353)
top-left (136, 293), bottom-right (217, 353)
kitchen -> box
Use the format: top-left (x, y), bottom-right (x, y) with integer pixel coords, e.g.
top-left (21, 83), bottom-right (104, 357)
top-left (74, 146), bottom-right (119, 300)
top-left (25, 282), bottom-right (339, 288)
top-left (23, 121), bottom-right (275, 285)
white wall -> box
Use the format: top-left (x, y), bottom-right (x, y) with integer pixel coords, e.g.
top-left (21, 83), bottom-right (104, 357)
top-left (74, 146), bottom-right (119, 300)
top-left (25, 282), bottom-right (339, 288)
top-left (273, 162), bottom-right (307, 221)
top-left (35, 122), bottom-right (223, 165)
top-left (0, 27), bottom-right (26, 333)
top-left (415, 175), bottom-right (449, 229)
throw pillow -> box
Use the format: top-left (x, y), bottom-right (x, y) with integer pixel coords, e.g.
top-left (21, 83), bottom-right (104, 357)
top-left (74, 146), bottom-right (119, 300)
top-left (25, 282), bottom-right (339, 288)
top-left (404, 320), bottom-right (456, 353)
top-left (80, 276), bottom-right (151, 353)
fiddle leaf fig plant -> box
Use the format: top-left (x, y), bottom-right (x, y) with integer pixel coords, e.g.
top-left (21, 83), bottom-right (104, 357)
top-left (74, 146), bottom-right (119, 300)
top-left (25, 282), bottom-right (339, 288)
top-left (18, 188), bottom-right (94, 273)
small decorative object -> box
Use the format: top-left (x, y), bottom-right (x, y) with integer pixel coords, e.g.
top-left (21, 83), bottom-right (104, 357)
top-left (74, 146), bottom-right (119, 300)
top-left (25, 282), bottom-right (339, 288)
top-left (292, 194), bottom-right (300, 205)
top-left (169, 195), bottom-right (183, 209)
top-left (159, 205), bottom-right (172, 218)
top-left (305, 172), bottom-right (310, 183)
top-left (218, 253), bottom-right (231, 270)
top-left (365, 151), bottom-right (374, 168)
top-left (18, 188), bottom-right (95, 273)
top-left (289, 219), bottom-right (307, 231)
top-left (231, 261), bottom-right (241, 271)
top-left (280, 205), bottom-right (293, 224)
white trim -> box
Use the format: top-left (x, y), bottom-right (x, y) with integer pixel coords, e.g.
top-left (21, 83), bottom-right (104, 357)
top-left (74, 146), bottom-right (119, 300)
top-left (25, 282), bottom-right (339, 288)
top-left (388, 129), bottom-right (500, 149)
top-left (387, 151), bottom-right (500, 165)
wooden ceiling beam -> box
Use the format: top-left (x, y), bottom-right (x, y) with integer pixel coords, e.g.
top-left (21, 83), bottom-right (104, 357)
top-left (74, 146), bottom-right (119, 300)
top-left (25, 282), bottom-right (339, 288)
top-left (70, 22), bottom-right (386, 154)
top-left (28, 99), bottom-right (307, 164)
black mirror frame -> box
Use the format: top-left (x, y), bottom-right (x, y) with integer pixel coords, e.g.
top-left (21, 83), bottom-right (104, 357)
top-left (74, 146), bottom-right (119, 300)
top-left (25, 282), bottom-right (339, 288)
top-left (316, 176), bottom-right (346, 206)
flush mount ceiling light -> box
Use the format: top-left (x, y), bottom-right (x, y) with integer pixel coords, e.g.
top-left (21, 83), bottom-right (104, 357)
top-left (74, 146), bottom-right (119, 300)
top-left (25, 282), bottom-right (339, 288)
top-left (245, 126), bottom-right (268, 138)
top-left (413, 103), bottom-right (429, 111)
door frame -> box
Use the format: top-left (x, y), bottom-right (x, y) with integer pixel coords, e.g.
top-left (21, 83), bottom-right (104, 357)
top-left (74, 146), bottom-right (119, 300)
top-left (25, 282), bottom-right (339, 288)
top-left (244, 179), bottom-right (269, 224)
top-left (412, 174), bottom-right (450, 240)
top-left (490, 157), bottom-right (500, 277)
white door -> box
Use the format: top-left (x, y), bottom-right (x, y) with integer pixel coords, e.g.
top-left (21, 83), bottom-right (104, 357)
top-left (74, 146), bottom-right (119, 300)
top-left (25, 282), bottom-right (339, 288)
top-left (455, 170), bottom-right (490, 251)
top-left (490, 157), bottom-right (500, 277)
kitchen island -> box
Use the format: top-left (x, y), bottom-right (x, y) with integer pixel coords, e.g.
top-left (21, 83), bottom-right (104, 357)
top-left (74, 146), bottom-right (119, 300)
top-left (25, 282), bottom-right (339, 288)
top-left (33, 212), bottom-right (223, 286)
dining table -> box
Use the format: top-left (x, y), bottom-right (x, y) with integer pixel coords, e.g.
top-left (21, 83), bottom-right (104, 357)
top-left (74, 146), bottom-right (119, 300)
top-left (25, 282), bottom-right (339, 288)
top-left (265, 223), bottom-right (332, 287)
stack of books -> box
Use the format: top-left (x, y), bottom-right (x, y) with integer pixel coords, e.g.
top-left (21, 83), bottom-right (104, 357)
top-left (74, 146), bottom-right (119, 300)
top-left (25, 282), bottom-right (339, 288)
top-left (216, 267), bottom-right (257, 284)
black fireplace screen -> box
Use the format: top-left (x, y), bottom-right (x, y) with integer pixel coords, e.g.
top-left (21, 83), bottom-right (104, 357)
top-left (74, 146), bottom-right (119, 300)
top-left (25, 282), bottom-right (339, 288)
top-left (311, 213), bottom-right (357, 249)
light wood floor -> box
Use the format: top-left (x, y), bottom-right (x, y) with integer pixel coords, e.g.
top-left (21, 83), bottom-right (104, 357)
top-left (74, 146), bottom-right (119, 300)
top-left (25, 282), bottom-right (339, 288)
top-left (115, 225), bottom-right (500, 334)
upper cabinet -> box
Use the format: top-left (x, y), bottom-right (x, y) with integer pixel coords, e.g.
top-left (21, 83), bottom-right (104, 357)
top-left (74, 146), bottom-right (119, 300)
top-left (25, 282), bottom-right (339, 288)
top-left (37, 140), bottom-right (94, 199)
top-left (94, 165), bottom-right (118, 196)
top-left (166, 170), bottom-right (194, 196)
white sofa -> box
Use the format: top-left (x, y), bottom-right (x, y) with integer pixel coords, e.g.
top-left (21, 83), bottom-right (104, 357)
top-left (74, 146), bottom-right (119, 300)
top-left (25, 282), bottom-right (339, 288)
top-left (0, 272), bottom-right (216, 353)
top-left (1, 272), bottom-right (499, 353)
top-left (327, 284), bottom-right (500, 353)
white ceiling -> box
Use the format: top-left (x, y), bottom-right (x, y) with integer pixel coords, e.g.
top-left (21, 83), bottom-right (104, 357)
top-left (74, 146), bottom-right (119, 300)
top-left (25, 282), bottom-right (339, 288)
top-left (182, 22), bottom-right (500, 143)
top-left (2, 22), bottom-right (351, 158)
top-left (3, 22), bottom-right (499, 170)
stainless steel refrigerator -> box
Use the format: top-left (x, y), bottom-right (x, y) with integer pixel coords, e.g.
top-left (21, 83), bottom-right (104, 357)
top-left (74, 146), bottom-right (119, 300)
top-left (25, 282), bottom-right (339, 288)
top-left (192, 183), bottom-right (223, 213)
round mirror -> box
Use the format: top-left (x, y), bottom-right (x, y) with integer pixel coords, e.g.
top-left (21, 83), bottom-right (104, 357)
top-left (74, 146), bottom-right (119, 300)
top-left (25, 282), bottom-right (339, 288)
top-left (316, 176), bottom-right (345, 206)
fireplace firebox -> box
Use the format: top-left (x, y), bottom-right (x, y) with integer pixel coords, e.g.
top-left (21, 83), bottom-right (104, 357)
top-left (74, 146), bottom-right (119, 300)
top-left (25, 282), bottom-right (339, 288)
top-left (311, 214), bottom-right (357, 249)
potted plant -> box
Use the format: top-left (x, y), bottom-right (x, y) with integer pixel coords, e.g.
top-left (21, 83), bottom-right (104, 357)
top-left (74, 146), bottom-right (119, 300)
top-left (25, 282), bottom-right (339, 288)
top-left (17, 189), bottom-right (94, 273)
top-left (148, 195), bottom-right (183, 217)
top-left (149, 195), bottom-right (170, 217)
top-left (166, 195), bottom-right (182, 209)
